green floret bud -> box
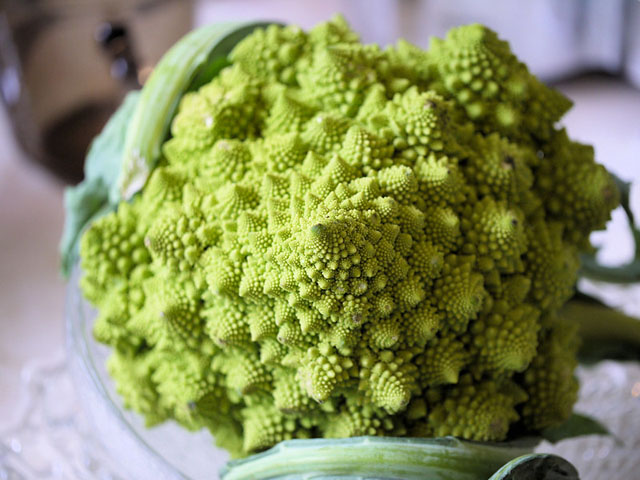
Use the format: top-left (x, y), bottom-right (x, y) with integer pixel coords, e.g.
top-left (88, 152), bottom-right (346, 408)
top-left (433, 255), bottom-right (486, 333)
top-left (520, 317), bottom-right (580, 430)
top-left (536, 130), bottom-right (620, 247)
top-left (386, 87), bottom-right (469, 161)
top-left (359, 350), bottom-right (419, 414)
top-left (299, 43), bottom-right (380, 117)
top-left (230, 24), bottom-right (307, 85)
top-left (204, 294), bottom-right (251, 347)
top-left (155, 274), bottom-right (207, 349)
top-left (78, 17), bottom-right (619, 458)
top-left (324, 400), bottom-right (396, 438)
top-left (470, 301), bottom-right (541, 374)
top-left (108, 350), bottom-right (170, 427)
top-left (163, 77), bottom-right (262, 166)
top-left (461, 197), bottom-right (527, 273)
top-left (307, 14), bottom-right (359, 47)
top-left (80, 202), bottom-right (150, 303)
top-left (273, 368), bottom-right (313, 413)
top-left (153, 349), bottom-right (229, 428)
top-left (427, 376), bottom-right (527, 441)
top-left (341, 124), bottom-right (394, 173)
top-left (464, 133), bottom-right (535, 203)
top-left (525, 221), bottom-right (580, 311)
top-left (199, 139), bottom-right (252, 188)
top-left (414, 153), bottom-right (465, 207)
top-left (266, 94), bottom-right (313, 136)
top-left (302, 113), bottom-right (352, 154)
top-left (241, 402), bottom-right (300, 453)
top-left (139, 166), bottom-right (188, 220)
top-left (299, 344), bottom-right (355, 403)
top-left (416, 333), bottom-right (468, 386)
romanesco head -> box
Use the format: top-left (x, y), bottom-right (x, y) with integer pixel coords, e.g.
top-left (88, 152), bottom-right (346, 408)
top-left (79, 17), bottom-right (618, 458)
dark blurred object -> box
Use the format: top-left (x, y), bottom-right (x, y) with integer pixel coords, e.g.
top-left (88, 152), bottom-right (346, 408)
top-left (94, 21), bottom-right (141, 90)
top-left (42, 21), bottom-right (139, 183)
top-left (0, 0), bottom-right (192, 184)
top-left (41, 99), bottom-right (118, 183)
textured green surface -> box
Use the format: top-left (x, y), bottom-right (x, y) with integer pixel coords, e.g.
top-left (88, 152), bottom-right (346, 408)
top-left (75, 17), bottom-right (619, 460)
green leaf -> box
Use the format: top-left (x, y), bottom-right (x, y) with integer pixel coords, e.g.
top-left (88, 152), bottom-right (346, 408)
top-left (59, 91), bottom-right (140, 277)
top-left (220, 436), bottom-right (537, 480)
top-left (114, 21), bottom-right (277, 202)
top-left (563, 294), bottom-right (640, 363)
top-left (541, 413), bottom-right (610, 444)
top-left (580, 174), bottom-right (640, 284)
top-left (489, 453), bottom-right (578, 480)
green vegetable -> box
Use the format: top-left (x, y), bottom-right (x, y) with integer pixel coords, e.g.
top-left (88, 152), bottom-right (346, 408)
top-left (220, 436), bottom-right (536, 479)
top-left (580, 173), bottom-right (640, 283)
top-left (540, 413), bottom-right (611, 445)
top-left (563, 293), bottom-right (640, 363)
top-left (74, 16), bottom-right (620, 462)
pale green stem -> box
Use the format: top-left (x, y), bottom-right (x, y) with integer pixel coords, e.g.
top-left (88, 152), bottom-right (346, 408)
top-left (221, 436), bottom-right (536, 480)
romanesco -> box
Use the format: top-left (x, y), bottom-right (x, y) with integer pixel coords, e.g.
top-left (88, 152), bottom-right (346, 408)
top-left (79, 16), bottom-right (619, 458)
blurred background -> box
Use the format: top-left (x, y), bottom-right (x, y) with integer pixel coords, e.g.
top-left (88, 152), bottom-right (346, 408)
top-left (0, 0), bottom-right (639, 477)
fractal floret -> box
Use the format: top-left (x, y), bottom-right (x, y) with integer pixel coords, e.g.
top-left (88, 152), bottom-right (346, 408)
top-left (79, 17), bottom-right (618, 457)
